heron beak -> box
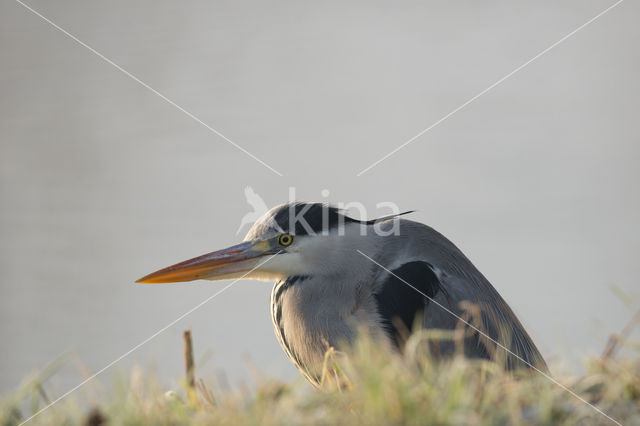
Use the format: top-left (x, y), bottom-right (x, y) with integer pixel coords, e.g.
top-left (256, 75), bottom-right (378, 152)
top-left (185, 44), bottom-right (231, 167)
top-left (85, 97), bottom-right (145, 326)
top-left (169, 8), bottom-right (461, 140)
top-left (136, 240), bottom-right (275, 284)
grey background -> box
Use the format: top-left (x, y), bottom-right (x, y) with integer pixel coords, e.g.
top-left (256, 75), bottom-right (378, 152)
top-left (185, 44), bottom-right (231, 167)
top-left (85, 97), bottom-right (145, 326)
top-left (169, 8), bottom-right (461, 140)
top-left (1, 0), bottom-right (638, 397)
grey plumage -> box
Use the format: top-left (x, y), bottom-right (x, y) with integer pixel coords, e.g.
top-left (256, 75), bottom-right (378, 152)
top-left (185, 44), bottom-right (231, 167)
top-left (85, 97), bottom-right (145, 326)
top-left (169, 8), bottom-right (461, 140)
top-left (138, 202), bottom-right (547, 386)
top-left (253, 203), bottom-right (547, 384)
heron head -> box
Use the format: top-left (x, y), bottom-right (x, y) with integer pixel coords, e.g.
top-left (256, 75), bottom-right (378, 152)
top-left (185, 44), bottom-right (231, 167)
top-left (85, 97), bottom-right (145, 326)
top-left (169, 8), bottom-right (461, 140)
top-left (136, 202), bottom-right (407, 284)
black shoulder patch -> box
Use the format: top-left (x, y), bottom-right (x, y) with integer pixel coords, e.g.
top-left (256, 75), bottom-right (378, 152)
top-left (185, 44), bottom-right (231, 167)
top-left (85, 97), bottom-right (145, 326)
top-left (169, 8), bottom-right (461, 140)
top-left (374, 261), bottom-right (441, 347)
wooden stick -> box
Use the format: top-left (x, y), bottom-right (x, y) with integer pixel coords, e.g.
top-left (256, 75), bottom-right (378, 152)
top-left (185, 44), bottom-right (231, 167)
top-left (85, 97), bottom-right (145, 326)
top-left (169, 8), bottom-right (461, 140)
top-left (183, 330), bottom-right (195, 389)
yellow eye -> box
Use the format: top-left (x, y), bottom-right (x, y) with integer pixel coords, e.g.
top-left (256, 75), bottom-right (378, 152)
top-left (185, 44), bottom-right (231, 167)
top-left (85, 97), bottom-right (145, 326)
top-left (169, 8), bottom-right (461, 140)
top-left (278, 233), bottom-right (293, 247)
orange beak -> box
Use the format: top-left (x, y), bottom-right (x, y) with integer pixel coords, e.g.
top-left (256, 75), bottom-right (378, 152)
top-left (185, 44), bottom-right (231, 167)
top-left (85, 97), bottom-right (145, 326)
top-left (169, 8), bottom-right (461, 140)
top-left (136, 240), bottom-right (275, 284)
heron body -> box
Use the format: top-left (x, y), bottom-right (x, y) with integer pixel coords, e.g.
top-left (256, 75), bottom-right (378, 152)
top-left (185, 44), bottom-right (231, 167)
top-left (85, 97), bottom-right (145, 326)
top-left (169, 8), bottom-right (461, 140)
top-left (138, 202), bottom-right (547, 385)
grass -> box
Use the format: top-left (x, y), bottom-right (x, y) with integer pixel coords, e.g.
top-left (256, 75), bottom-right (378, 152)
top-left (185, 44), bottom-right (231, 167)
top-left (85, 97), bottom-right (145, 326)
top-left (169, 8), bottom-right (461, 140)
top-left (2, 324), bottom-right (639, 425)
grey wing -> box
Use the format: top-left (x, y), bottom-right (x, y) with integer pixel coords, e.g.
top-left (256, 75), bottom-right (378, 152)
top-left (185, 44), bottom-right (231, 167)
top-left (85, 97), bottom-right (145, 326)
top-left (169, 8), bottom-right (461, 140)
top-left (373, 261), bottom-right (492, 360)
top-left (378, 219), bottom-right (548, 370)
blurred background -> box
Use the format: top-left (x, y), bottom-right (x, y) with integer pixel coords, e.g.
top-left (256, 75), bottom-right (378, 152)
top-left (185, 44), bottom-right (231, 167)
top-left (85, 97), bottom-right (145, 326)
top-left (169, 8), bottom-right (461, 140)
top-left (1, 0), bottom-right (638, 397)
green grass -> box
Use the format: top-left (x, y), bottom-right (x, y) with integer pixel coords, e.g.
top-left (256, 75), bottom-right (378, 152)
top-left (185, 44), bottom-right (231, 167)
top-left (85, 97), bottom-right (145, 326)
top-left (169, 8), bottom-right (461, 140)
top-left (2, 330), bottom-right (639, 426)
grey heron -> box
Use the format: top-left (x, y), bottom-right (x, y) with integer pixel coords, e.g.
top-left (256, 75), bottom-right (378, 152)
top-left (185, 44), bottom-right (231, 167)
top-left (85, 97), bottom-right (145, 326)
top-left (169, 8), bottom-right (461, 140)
top-left (137, 202), bottom-right (547, 384)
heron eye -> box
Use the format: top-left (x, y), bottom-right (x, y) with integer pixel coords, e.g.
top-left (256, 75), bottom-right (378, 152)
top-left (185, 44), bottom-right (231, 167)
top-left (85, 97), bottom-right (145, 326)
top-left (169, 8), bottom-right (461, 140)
top-left (278, 233), bottom-right (293, 247)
